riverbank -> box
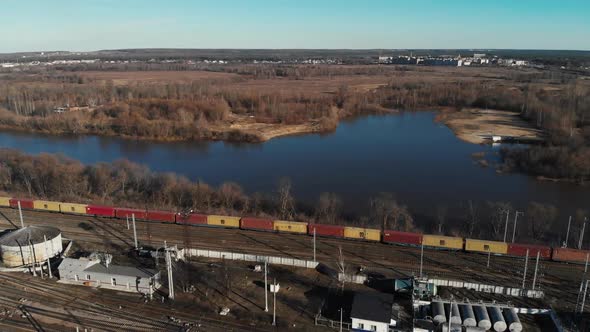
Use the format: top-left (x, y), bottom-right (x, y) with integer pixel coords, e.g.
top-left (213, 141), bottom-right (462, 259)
top-left (437, 108), bottom-right (545, 145)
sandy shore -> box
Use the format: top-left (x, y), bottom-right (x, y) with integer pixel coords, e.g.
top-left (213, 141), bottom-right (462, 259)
top-left (438, 108), bottom-right (545, 145)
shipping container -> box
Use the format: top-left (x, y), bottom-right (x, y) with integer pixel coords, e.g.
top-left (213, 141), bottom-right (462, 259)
top-left (0, 196), bottom-right (11, 207)
top-left (343, 227), bottom-right (381, 242)
top-left (115, 208), bottom-right (148, 220)
top-left (383, 230), bottom-right (422, 246)
top-left (552, 248), bottom-right (590, 264)
top-left (308, 224), bottom-right (344, 238)
top-left (207, 215), bottom-right (240, 228)
top-left (146, 210), bottom-right (176, 223)
top-left (9, 198), bottom-right (34, 209)
top-left (60, 203), bottom-right (88, 215)
top-left (241, 217), bottom-right (274, 231)
top-left (273, 220), bottom-right (308, 234)
top-left (176, 213), bottom-right (207, 225)
top-left (507, 243), bottom-right (552, 259)
top-left (33, 200), bottom-right (61, 212)
top-left (85, 205), bottom-right (116, 217)
top-left (422, 235), bottom-right (463, 250)
top-left (465, 239), bottom-right (508, 255)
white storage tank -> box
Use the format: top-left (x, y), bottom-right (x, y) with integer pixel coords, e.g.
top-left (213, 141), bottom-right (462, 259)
top-left (431, 301), bottom-right (446, 325)
top-left (503, 308), bottom-right (523, 332)
top-left (473, 305), bottom-right (492, 330)
top-left (487, 306), bottom-right (508, 332)
top-left (448, 303), bottom-right (462, 325)
top-left (459, 303), bottom-right (477, 327)
top-left (0, 226), bottom-right (62, 267)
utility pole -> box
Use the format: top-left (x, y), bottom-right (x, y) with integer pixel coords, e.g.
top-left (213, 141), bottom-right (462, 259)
top-left (580, 218), bottom-right (588, 250)
top-left (264, 262), bottom-right (268, 312)
top-left (532, 250), bottom-right (541, 290)
top-left (166, 248), bottom-right (174, 300)
top-left (29, 241), bottom-right (37, 277)
top-left (126, 215), bottom-right (130, 230)
top-left (512, 211), bottom-right (523, 243)
top-left (448, 300), bottom-right (452, 332)
top-left (339, 307), bottom-right (343, 332)
top-left (586, 253), bottom-right (590, 273)
top-left (565, 216), bottom-right (572, 247)
top-left (313, 229), bottom-right (317, 262)
top-left (487, 248), bottom-right (491, 268)
top-left (503, 210), bottom-right (510, 242)
top-left (272, 278), bottom-right (277, 326)
top-left (132, 214), bottom-right (138, 250)
top-left (582, 280), bottom-right (590, 313)
top-left (419, 243), bottom-right (424, 278)
top-left (522, 249), bottom-right (529, 289)
top-left (44, 235), bottom-right (52, 279)
top-left (18, 201), bottom-right (24, 228)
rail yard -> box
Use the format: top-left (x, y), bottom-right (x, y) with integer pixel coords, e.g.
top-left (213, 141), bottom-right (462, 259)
top-left (0, 204), bottom-right (586, 330)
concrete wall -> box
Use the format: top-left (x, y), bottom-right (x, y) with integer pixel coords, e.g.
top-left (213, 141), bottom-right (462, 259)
top-left (1, 234), bottom-right (62, 267)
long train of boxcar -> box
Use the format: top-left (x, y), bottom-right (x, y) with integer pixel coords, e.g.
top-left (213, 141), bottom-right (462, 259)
top-left (1, 197), bottom-right (585, 264)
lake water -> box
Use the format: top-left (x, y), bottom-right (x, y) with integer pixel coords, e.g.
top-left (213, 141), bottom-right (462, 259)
top-left (0, 112), bottom-right (586, 219)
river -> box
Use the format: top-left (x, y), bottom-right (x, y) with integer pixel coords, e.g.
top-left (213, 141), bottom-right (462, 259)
top-left (0, 112), bottom-right (586, 219)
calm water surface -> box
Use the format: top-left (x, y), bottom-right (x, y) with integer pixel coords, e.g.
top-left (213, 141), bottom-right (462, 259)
top-left (0, 112), bottom-right (586, 217)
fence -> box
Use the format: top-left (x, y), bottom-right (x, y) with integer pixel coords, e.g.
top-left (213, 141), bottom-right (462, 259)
top-left (181, 248), bottom-right (319, 269)
top-left (428, 278), bottom-right (544, 299)
top-left (314, 314), bottom-right (351, 331)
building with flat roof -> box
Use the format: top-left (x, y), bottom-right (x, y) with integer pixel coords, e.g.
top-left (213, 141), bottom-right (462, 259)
top-left (58, 257), bottom-right (161, 295)
top-left (351, 292), bottom-right (397, 332)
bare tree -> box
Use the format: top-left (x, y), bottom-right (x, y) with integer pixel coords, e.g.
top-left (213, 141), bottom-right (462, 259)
top-left (486, 201), bottom-right (511, 240)
top-left (464, 200), bottom-right (479, 237)
top-left (316, 192), bottom-right (341, 224)
top-left (277, 177), bottom-right (295, 220)
top-left (435, 205), bottom-right (447, 234)
top-left (337, 246), bottom-right (346, 291)
top-left (370, 193), bottom-right (414, 232)
top-left (527, 202), bottom-right (558, 240)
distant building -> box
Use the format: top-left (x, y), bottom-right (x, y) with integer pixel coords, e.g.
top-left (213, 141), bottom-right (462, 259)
top-left (474, 53), bottom-right (486, 58)
top-left (350, 292), bottom-right (397, 332)
top-left (58, 257), bottom-right (161, 295)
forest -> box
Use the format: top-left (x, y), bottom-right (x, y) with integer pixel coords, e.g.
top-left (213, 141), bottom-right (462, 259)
top-left (0, 64), bottom-right (589, 180)
top-left (0, 149), bottom-right (582, 247)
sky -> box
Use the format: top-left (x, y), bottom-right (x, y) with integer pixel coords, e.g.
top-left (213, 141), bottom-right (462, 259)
top-left (1, 0), bottom-right (589, 53)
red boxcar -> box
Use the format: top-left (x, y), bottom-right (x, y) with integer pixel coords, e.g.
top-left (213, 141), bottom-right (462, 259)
top-left (115, 208), bottom-right (147, 220)
top-left (176, 213), bottom-right (207, 225)
top-left (383, 230), bottom-right (422, 246)
top-left (308, 224), bottom-right (345, 238)
top-left (241, 217), bottom-right (274, 231)
top-left (85, 205), bottom-right (116, 217)
top-left (507, 243), bottom-right (552, 259)
top-left (552, 248), bottom-right (590, 264)
top-left (146, 210), bottom-right (176, 223)
top-left (9, 198), bottom-right (34, 210)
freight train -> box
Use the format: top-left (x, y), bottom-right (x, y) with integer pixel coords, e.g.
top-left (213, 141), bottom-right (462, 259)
top-left (1, 197), bottom-right (585, 265)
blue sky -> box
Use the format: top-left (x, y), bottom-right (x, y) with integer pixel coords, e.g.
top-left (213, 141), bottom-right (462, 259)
top-left (1, 0), bottom-right (588, 52)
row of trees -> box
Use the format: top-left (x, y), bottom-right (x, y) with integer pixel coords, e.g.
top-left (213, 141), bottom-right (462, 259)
top-left (0, 149), bottom-right (578, 245)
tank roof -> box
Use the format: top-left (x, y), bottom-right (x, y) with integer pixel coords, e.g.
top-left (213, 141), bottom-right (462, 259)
top-left (0, 226), bottom-right (61, 246)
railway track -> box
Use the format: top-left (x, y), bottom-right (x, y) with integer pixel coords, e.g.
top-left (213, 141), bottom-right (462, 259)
top-left (0, 208), bottom-right (585, 307)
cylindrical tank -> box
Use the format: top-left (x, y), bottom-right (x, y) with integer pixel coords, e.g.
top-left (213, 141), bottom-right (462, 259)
top-left (503, 308), bottom-right (523, 332)
top-left (431, 301), bottom-right (446, 325)
top-left (459, 304), bottom-right (477, 327)
top-left (0, 226), bottom-right (62, 267)
top-left (473, 305), bottom-right (492, 330)
top-left (487, 306), bottom-right (508, 332)
top-left (449, 303), bottom-right (462, 325)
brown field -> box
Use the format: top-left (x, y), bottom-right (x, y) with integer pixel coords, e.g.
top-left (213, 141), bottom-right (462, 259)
top-left (80, 70), bottom-right (241, 85)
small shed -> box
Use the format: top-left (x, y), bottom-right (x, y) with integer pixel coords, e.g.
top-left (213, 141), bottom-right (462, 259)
top-left (350, 292), bottom-right (396, 332)
top-left (58, 258), bottom-right (161, 295)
